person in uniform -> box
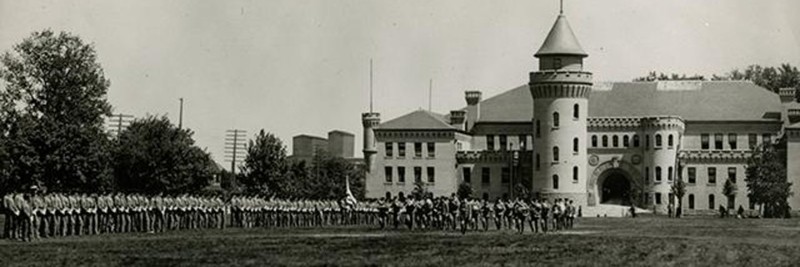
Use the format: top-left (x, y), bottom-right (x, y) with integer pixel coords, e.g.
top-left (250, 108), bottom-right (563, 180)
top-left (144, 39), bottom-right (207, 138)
top-left (459, 197), bottom-right (470, 235)
top-left (3, 193), bottom-right (17, 240)
top-left (493, 198), bottom-right (506, 230)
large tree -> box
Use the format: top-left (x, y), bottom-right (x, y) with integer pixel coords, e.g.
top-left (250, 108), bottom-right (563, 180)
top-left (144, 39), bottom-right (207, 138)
top-left (301, 150), bottom-right (364, 200)
top-left (112, 115), bottom-right (216, 194)
top-left (238, 130), bottom-right (289, 196)
top-left (745, 143), bottom-right (792, 218)
top-left (0, 30), bottom-right (113, 193)
top-left (671, 178), bottom-right (687, 218)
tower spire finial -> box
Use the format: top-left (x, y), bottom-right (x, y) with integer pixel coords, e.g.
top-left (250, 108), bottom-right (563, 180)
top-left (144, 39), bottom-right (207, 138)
top-left (369, 58), bottom-right (373, 113)
top-left (560, 0), bottom-right (564, 14)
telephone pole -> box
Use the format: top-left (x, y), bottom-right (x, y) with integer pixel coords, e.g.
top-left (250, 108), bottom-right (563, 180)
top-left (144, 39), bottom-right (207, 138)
top-left (224, 129), bottom-right (248, 175)
top-left (106, 113), bottom-right (134, 137)
top-left (178, 98), bottom-right (184, 129)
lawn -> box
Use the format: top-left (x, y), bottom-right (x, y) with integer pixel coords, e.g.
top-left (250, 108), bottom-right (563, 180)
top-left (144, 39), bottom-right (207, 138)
top-left (1, 216), bottom-right (800, 266)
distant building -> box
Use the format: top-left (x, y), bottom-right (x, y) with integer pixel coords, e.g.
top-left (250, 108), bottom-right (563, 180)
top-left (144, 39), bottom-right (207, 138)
top-left (290, 130), bottom-right (357, 163)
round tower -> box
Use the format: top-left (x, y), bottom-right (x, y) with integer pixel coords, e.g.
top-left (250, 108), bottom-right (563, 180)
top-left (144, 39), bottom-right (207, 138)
top-left (529, 10), bottom-right (593, 205)
top-left (641, 117), bottom-right (685, 213)
top-left (362, 112), bottom-right (381, 173)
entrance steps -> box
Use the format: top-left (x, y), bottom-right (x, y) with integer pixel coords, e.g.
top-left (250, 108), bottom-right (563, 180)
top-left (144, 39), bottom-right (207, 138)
top-left (580, 204), bottom-right (650, 218)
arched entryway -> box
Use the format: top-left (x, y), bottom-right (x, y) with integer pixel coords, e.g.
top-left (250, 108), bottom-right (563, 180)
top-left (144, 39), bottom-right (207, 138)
top-left (600, 171), bottom-right (631, 205)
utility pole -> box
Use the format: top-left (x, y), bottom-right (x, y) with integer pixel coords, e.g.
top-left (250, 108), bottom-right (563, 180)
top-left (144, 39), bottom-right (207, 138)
top-left (428, 79), bottom-right (433, 111)
top-left (225, 129), bottom-right (248, 175)
top-left (179, 98), bottom-right (184, 129)
top-left (107, 113), bottom-right (134, 137)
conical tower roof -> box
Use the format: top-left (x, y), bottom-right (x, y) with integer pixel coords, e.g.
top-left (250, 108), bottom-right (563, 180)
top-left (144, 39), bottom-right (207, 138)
top-left (535, 14), bottom-right (587, 58)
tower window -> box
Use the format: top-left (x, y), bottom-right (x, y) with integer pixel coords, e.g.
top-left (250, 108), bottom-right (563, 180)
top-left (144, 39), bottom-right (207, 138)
top-left (668, 134), bottom-right (674, 148)
top-left (644, 167), bottom-right (649, 183)
top-left (553, 175), bottom-right (559, 189)
top-left (572, 166), bottom-right (579, 183)
top-left (633, 135), bottom-right (640, 147)
top-left (655, 166), bottom-right (662, 182)
top-left (655, 134), bottom-right (662, 147)
top-left (602, 135), bottom-right (608, 147)
top-left (645, 135), bottom-right (650, 150)
top-left (573, 138), bottom-right (579, 153)
top-left (536, 120), bottom-right (541, 138)
top-left (535, 154), bottom-right (541, 170)
top-left (573, 104), bottom-right (579, 119)
top-left (553, 146), bottom-right (559, 162)
top-left (623, 136), bottom-right (630, 147)
top-left (591, 135), bottom-right (598, 147)
top-left (612, 135), bottom-right (619, 147)
top-left (553, 112), bottom-right (560, 128)
top-left (668, 167), bottom-right (673, 181)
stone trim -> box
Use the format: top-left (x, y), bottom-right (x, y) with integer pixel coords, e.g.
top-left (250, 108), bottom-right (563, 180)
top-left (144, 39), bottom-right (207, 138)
top-left (456, 150), bottom-right (532, 164)
top-left (678, 150), bottom-right (752, 163)
top-left (375, 130), bottom-right (454, 139)
top-left (529, 83), bottom-right (592, 99)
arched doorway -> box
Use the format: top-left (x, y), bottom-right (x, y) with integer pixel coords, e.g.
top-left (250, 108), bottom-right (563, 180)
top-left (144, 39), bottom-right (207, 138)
top-left (600, 171), bottom-right (631, 205)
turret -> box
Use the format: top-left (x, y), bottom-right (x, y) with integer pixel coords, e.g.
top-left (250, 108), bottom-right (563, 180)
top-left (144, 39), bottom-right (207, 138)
top-left (362, 112), bottom-right (380, 173)
top-left (449, 110), bottom-right (467, 131)
top-left (465, 91), bottom-right (482, 131)
top-left (780, 87), bottom-right (796, 103)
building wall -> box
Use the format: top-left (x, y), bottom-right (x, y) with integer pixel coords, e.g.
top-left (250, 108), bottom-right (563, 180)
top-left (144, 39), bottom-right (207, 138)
top-left (292, 135), bottom-right (328, 160)
top-left (328, 131), bottom-right (355, 158)
top-left (787, 129), bottom-right (800, 212)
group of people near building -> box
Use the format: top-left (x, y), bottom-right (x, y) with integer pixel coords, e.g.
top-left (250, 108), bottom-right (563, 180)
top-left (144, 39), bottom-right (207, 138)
top-left (375, 193), bottom-right (578, 234)
top-left (228, 196), bottom-right (377, 228)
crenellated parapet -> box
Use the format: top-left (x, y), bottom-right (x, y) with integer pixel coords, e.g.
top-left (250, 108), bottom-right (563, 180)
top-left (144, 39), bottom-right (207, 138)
top-left (641, 116), bottom-right (685, 132)
top-left (530, 70), bottom-right (593, 85)
top-left (529, 83), bottom-right (592, 99)
top-left (362, 112), bottom-right (381, 127)
top-left (679, 150), bottom-right (752, 163)
top-left (375, 130), bottom-right (455, 140)
top-left (588, 117), bottom-right (642, 130)
top-left (456, 150), bottom-right (532, 164)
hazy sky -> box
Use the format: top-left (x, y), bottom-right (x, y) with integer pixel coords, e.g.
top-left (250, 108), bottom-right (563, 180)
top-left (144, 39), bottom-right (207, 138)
top-left (1, 0), bottom-right (799, 169)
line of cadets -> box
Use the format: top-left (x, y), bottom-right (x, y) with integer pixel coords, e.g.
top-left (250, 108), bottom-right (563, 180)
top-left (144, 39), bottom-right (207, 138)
top-left (376, 192), bottom-right (578, 234)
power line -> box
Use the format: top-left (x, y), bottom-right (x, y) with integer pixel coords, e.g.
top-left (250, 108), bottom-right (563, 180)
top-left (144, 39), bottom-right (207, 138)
top-left (224, 129), bottom-right (248, 175)
top-left (106, 114), bottom-right (134, 137)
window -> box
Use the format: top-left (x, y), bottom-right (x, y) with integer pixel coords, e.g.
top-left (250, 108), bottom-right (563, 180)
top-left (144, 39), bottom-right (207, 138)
top-left (688, 194), bottom-right (695, 209)
top-left (655, 134), bottom-right (662, 147)
top-left (427, 167), bottom-right (435, 183)
top-left (554, 58), bottom-right (562, 69)
top-left (398, 167), bottom-right (406, 183)
top-left (414, 167), bottom-right (422, 183)
top-left (613, 135), bottom-right (619, 147)
top-left (573, 138), bottom-right (579, 153)
top-left (384, 167), bottom-right (393, 183)
top-left (481, 168), bottom-right (491, 185)
top-left (553, 146), bottom-right (559, 162)
top-left (499, 135), bottom-right (508, 151)
top-left (633, 135), bottom-right (640, 147)
top-left (714, 134), bottom-right (723, 150)
top-left (728, 167), bottom-right (736, 183)
top-left (591, 135), bottom-right (598, 147)
top-left (645, 167), bottom-right (650, 183)
top-left (602, 135), bottom-right (608, 147)
top-left (728, 133), bottom-right (737, 150)
top-left (536, 120), bottom-right (541, 138)
top-left (655, 167), bottom-right (662, 182)
top-left (501, 167), bottom-right (510, 184)
top-left (749, 133), bottom-right (757, 148)
top-left (708, 167), bottom-right (716, 184)
top-left (553, 175), bottom-right (559, 189)
top-left (398, 143), bottom-right (406, 157)
top-left (701, 134), bottom-right (709, 150)
top-left (427, 142), bottom-right (435, 158)
top-left (553, 112), bottom-right (560, 128)
top-left (518, 135), bottom-right (527, 150)
top-left (668, 167), bottom-right (673, 181)
top-left (573, 166), bottom-right (579, 183)
top-left (487, 135), bottom-right (495, 151)
top-left (414, 143), bottom-right (422, 158)
top-left (535, 154), bottom-right (541, 170)
top-left (573, 104), bottom-right (579, 119)
top-left (623, 136), bottom-right (630, 147)
top-left (646, 135), bottom-right (651, 150)
top-left (688, 167), bottom-right (696, 183)
top-left (708, 194), bottom-right (715, 210)
top-left (385, 142), bottom-right (393, 157)
top-left (762, 133), bottom-right (771, 145)
top-left (463, 167), bottom-right (471, 183)
top-left (655, 193), bottom-right (662, 205)
top-left (668, 134), bottom-right (674, 148)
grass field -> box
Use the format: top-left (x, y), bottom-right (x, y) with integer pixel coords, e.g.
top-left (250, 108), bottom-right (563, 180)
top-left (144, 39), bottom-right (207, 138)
top-left (1, 216), bottom-right (800, 266)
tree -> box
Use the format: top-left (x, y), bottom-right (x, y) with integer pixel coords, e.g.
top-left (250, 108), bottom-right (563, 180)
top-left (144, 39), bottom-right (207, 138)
top-left (457, 182), bottom-right (473, 200)
top-left (745, 143), bottom-right (792, 218)
top-left (0, 30), bottom-right (113, 193)
top-left (238, 130), bottom-right (289, 196)
top-left (301, 150), bottom-right (365, 200)
top-left (112, 116), bottom-right (216, 194)
top-left (713, 64), bottom-right (800, 98)
top-left (723, 178), bottom-right (738, 209)
top-left (634, 71), bottom-right (705, 81)
top-left (671, 178), bottom-right (687, 218)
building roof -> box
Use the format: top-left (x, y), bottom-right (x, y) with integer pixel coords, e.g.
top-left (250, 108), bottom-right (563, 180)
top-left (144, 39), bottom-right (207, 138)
top-left (293, 134), bottom-right (327, 141)
top-left (328, 130), bottom-right (355, 136)
top-left (377, 109), bottom-right (454, 130)
top-left (475, 81), bottom-right (782, 123)
top-left (535, 15), bottom-right (587, 58)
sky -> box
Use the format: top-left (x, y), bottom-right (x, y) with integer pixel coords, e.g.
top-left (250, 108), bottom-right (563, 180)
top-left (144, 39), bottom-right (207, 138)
top-left (1, 0), bottom-right (799, 170)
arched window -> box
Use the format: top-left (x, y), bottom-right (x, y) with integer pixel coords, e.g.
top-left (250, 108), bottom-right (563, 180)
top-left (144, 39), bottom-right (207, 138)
top-left (572, 166), bottom-right (579, 182)
top-left (573, 138), bottom-right (579, 153)
top-left (655, 166), bottom-right (662, 181)
top-left (645, 167), bottom-right (650, 183)
top-left (602, 135), bottom-right (608, 147)
top-left (553, 112), bottom-right (560, 128)
top-left (623, 135), bottom-right (630, 147)
top-left (573, 104), bottom-right (579, 119)
top-left (668, 167), bottom-right (673, 181)
top-left (633, 135), bottom-right (640, 147)
top-left (535, 154), bottom-right (540, 170)
top-left (612, 135), bottom-right (619, 147)
top-left (668, 134), bottom-right (674, 147)
top-left (708, 194), bottom-right (715, 210)
top-left (536, 120), bottom-right (541, 138)
top-left (553, 175), bottom-right (559, 189)
top-left (645, 135), bottom-right (650, 150)
top-left (553, 146), bottom-right (559, 161)
top-left (591, 135), bottom-right (598, 147)
top-left (688, 194), bottom-right (695, 209)
top-left (655, 134), bottom-right (662, 147)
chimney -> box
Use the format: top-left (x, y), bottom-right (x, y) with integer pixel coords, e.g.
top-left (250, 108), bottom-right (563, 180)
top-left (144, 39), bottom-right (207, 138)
top-left (465, 91), bottom-right (482, 131)
top-left (449, 110), bottom-right (467, 131)
top-left (780, 87), bottom-right (796, 103)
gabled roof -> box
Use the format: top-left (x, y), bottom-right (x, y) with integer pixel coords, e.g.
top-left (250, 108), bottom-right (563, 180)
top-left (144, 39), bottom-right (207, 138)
top-left (535, 15), bottom-right (587, 58)
top-left (377, 109), bottom-right (454, 130)
top-left (472, 81), bottom-right (782, 123)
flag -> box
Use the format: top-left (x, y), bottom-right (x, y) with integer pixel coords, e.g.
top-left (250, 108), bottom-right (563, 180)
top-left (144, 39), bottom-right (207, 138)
top-left (345, 175), bottom-right (357, 206)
